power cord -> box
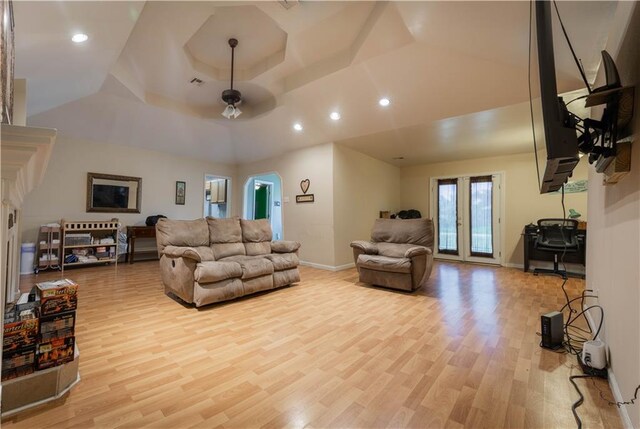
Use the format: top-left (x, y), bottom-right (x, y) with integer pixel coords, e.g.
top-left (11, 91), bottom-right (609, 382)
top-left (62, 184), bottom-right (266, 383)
top-left (591, 379), bottom-right (640, 408)
top-left (569, 375), bottom-right (593, 429)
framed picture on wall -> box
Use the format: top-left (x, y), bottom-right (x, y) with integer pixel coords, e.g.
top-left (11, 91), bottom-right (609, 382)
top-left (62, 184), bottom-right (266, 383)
top-left (175, 181), bottom-right (186, 205)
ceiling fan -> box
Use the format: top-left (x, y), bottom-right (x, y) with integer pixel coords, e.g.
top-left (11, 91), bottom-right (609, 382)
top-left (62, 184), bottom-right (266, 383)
top-left (221, 38), bottom-right (242, 119)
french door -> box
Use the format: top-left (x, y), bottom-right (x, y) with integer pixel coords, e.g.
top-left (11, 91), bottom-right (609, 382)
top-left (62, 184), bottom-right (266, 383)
top-left (430, 174), bottom-right (502, 265)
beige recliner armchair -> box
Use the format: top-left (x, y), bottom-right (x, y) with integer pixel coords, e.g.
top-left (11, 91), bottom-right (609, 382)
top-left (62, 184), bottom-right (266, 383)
top-left (350, 218), bottom-right (434, 291)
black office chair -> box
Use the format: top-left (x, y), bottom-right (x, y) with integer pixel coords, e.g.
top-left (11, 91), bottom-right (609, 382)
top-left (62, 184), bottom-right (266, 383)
top-left (533, 218), bottom-right (580, 279)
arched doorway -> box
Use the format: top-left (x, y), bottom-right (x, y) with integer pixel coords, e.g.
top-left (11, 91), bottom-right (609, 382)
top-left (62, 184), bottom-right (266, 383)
top-left (243, 172), bottom-right (283, 240)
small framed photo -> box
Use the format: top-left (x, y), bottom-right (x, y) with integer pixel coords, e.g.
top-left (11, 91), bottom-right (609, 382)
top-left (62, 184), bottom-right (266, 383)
top-left (175, 181), bottom-right (186, 205)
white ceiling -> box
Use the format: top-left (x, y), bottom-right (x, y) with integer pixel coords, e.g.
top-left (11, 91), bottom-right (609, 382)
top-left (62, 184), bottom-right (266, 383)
top-left (15, 1), bottom-right (629, 166)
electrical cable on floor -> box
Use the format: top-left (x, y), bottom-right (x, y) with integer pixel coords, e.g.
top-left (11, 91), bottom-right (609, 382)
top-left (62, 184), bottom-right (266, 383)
top-left (571, 378), bottom-right (587, 427)
top-left (569, 375), bottom-right (596, 429)
top-left (590, 379), bottom-right (640, 407)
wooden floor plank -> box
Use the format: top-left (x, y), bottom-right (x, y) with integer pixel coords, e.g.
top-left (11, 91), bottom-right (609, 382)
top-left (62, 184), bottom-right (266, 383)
top-left (2, 261), bottom-right (621, 428)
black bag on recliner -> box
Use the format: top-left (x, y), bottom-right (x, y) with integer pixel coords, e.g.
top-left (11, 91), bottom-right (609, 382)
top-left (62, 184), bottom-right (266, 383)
top-left (397, 209), bottom-right (422, 219)
top-left (145, 215), bottom-right (167, 226)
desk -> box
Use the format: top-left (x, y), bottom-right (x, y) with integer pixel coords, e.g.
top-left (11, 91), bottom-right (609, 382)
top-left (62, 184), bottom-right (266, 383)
top-left (126, 226), bottom-right (158, 264)
top-left (522, 226), bottom-right (586, 275)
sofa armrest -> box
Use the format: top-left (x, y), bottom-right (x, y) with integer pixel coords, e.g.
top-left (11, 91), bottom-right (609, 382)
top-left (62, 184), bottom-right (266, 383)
top-left (162, 245), bottom-right (213, 262)
top-left (404, 246), bottom-right (431, 258)
top-left (350, 240), bottom-right (378, 255)
top-left (271, 240), bottom-right (301, 253)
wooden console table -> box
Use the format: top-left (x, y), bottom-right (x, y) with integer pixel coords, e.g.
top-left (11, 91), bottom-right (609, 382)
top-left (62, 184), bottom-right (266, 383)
top-left (126, 226), bottom-right (158, 264)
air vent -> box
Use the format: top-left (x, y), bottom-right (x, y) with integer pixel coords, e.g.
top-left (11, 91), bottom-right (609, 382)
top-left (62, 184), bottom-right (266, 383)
top-left (278, 0), bottom-right (299, 10)
top-left (189, 77), bottom-right (204, 86)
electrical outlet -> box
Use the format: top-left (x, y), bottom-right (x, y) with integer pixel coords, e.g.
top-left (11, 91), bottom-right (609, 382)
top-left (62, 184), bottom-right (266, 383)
top-left (591, 289), bottom-right (599, 298)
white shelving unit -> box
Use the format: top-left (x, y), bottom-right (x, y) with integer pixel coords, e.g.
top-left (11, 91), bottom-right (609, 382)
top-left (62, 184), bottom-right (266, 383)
top-left (35, 225), bottom-right (61, 273)
top-left (61, 219), bottom-right (120, 272)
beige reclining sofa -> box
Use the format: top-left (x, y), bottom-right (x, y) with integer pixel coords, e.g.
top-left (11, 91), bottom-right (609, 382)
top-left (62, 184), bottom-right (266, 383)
top-left (156, 217), bottom-right (301, 307)
top-left (350, 218), bottom-right (434, 291)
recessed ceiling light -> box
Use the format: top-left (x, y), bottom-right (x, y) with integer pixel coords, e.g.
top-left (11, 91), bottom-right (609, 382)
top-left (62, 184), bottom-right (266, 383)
top-left (330, 111), bottom-right (341, 121)
top-left (379, 98), bottom-right (390, 107)
top-left (72, 33), bottom-right (88, 43)
top-left (293, 123), bottom-right (303, 131)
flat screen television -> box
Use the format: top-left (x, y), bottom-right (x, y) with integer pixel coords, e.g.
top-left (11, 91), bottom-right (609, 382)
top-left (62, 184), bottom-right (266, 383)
top-left (92, 184), bottom-right (130, 209)
top-left (532, 0), bottom-right (580, 194)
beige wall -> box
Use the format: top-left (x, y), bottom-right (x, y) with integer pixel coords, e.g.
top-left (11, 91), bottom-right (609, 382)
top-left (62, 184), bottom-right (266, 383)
top-left (21, 137), bottom-right (237, 243)
top-left (400, 152), bottom-right (589, 266)
top-left (237, 143), bottom-right (336, 267)
top-left (333, 145), bottom-right (401, 266)
top-left (586, 5), bottom-right (640, 426)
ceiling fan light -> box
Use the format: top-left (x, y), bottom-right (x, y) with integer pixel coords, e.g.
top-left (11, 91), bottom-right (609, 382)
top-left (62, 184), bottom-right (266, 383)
top-left (232, 105), bottom-right (242, 119)
top-left (222, 104), bottom-right (235, 119)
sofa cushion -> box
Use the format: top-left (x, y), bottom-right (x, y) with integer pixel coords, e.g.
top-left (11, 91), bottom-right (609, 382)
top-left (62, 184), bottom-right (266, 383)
top-left (370, 218), bottom-right (434, 248)
top-left (207, 217), bottom-right (242, 244)
top-left (243, 275), bottom-right (274, 294)
top-left (376, 243), bottom-right (426, 259)
top-left (271, 240), bottom-right (301, 253)
top-left (211, 242), bottom-right (246, 260)
top-left (357, 254), bottom-right (412, 274)
top-left (194, 261), bottom-right (243, 284)
top-left (241, 219), bottom-right (273, 242)
top-left (220, 255), bottom-right (274, 279)
top-left (245, 242), bottom-right (272, 256)
top-left (156, 218), bottom-right (209, 254)
top-left (263, 253), bottom-right (299, 271)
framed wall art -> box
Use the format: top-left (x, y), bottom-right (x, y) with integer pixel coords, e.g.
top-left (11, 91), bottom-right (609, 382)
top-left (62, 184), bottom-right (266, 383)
top-left (175, 181), bottom-right (186, 205)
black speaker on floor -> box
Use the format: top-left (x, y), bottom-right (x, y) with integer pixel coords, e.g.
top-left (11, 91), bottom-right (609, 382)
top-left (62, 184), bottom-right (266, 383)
top-left (541, 311), bottom-right (564, 349)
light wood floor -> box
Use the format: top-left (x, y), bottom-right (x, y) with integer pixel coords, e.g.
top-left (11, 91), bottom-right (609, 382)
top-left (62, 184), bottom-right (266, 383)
top-left (4, 261), bottom-right (621, 428)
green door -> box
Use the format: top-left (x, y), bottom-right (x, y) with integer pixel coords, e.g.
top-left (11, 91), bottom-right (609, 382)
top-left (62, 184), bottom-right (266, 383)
top-left (254, 185), bottom-right (269, 219)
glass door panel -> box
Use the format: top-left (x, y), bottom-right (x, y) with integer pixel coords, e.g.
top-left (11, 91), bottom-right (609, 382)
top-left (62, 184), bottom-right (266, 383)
top-left (469, 176), bottom-right (493, 257)
top-left (437, 179), bottom-right (459, 255)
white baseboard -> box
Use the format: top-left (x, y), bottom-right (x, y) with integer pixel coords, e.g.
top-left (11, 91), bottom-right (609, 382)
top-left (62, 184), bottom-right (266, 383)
top-left (299, 261), bottom-right (355, 272)
top-left (504, 262), bottom-right (524, 269)
top-left (608, 370), bottom-right (634, 429)
top-left (584, 305), bottom-right (634, 428)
